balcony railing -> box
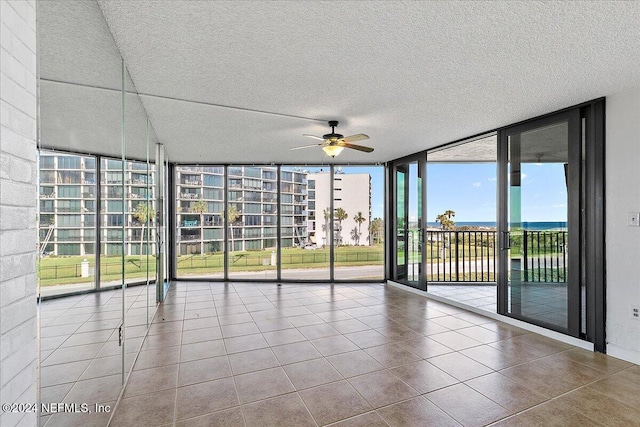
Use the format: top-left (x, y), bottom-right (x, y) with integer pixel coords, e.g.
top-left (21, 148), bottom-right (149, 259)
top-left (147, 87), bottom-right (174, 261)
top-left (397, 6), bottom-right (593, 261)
top-left (410, 229), bottom-right (568, 283)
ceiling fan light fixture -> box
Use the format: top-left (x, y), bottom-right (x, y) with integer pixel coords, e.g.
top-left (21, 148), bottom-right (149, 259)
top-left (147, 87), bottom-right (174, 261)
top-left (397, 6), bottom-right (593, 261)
top-left (322, 145), bottom-right (344, 157)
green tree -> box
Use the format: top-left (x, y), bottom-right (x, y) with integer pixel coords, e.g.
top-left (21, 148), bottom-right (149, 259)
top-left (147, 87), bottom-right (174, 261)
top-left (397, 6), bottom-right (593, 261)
top-left (350, 227), bottom-right (360, 245)
top-left (322, 207), bottom-right (331, 247)
top-left (436, 210), bottom-right (456, 230)
top-left (133, 202), bottom-right (155, 262)
top-left (221, 204), bottom-right (240, 252)
top-left (189, 199), bottom-right (208, 255)
top-left (334, 207), bottom-right (348, 246)
top-left (369, 217), bottom-right (384, 244)
top-left (353, 211), bottom-right (366, 246)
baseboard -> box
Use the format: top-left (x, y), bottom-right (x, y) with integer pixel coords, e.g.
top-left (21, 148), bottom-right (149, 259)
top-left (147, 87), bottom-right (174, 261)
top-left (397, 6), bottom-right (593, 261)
top-left (606, 344), bottom-right (640, 365)
top-left (386, 280), bottom-right (594, 352)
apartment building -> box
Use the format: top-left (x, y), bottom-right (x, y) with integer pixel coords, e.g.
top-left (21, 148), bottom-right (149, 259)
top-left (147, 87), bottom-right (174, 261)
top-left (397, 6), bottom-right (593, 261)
top-left (38, 151), bottom-right (156, 257)
top-left (307, 171), bottom-right (372, 247)
top-left (176, 166), bottom-right (309, 254)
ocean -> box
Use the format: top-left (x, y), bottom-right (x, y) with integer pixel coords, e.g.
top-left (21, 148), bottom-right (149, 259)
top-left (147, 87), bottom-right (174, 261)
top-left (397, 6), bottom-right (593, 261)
top-left (426, 221), bottom-right (568, 231)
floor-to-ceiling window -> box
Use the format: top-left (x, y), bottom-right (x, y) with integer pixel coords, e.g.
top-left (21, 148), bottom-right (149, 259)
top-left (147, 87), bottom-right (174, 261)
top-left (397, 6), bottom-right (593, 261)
top-left (280, 166), bottom-right (330, 280)
top-left (227, 166), bottom-right (279, 280)
top-left (171, 164), bottom-right (384, 281)
top-left (175, 165), bottom-right (225, 278)
top-left (37, 151), bottom-right (97, 297)
top-left (333, 166), bottom-right (385, 280)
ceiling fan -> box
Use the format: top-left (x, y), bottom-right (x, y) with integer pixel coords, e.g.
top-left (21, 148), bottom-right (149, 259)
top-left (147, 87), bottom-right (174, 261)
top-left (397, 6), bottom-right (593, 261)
top-left (291, 121), bottom-right (373, 157)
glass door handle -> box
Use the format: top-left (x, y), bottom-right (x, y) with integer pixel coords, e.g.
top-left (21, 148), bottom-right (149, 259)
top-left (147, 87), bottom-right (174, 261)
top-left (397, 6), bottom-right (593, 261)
top-left (501, 231), bottom-right (511, 250)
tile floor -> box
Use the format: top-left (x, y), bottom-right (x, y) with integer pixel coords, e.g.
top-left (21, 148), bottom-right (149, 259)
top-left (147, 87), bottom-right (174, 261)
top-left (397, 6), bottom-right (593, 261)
top-left (102, 281), bottom-right (638, 427)
top-left (39, 285), bottom-right (156, 427)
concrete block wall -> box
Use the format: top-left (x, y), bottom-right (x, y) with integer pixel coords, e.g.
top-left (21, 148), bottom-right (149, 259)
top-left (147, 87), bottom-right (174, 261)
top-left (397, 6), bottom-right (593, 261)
top-left (0, 0), bottom-right (38, 426)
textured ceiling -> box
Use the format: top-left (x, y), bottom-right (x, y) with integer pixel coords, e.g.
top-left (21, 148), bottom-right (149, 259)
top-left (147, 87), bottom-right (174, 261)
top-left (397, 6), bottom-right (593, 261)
top-left (40, 1), bottom-right (640, 163)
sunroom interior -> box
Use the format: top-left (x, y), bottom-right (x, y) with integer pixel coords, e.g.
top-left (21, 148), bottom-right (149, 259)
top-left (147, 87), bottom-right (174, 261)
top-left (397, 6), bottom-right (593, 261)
top-left (3, 1), bottom-right (640, 426)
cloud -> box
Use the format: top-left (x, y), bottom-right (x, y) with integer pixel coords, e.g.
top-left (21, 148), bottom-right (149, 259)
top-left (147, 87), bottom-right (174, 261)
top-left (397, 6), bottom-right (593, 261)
top-left (487, 177), bottom-right (497, 182)
top-left (521, 173), bottom-right (527, 179)
top-left (472, 182), bottom-right (482, 187)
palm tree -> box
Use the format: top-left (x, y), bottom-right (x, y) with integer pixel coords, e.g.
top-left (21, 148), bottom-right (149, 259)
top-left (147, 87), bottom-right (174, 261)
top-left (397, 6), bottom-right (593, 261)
top-left (133, 202), bottom-right (155, 262)
top-left (221, 204), bottom-right (239, 252)
top-left (322, 207), bottom-right (331, 247)
top-left (369, 217), bottom-right (384, 244)
top-left (350, 227), bottom-right (359, 246)
top-left (353, 211), bottom-right (366, 246)
top-left (189, 199), bottom-right (208, 255)
top-left (334, 207), bottom-right (348, 246)
top-left (436, 210), bottom-right (456, 230)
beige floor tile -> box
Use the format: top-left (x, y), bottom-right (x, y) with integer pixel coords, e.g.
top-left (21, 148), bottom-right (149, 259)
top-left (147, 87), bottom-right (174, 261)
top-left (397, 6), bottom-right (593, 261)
top-left (271, 341), bottom-right (323, 365)
top-left (110, 389), bottom-right (176, 427)
top-left (234, 366), bottom-right (295, 403)
top-left (377, 396), bottom-right (461, 427)
top-left (497, 400), bottom-right (603, 427)
top-left (326, 350), bottom-right (385, 378)
top-left (133, 346), bottom-right (181, 370)
top-left (552, 386), bottom-right (640, 426)
top-left (348, 370), bottom-right (418, 408)
top-left (561, 347), bottom-right (633, 374)
top-left (585, 365), bottom-right (640, 408)
top-left (428, 352), bottom-right (494, 381)
top-left (343, 329), bottom-right (390, 349)
top-left (297, 323), bottom-right (341, 340)
top-left (262, 328), bottom-right (306, 346)
top-left (178, 355), bottom-right (232, 386)
top-left (363, 343), bottom-right (421, 368)
top-left (426, 383), bottom-right (510, 427)
top-left (180, 339), bottom-right (226, 362)
top-left (224, 333), bottom-right (269, 354)
top-left (299, 380), bottom-right (372, 426)
top-left (428, 331), bottom-right (484, 351)
top-left (220, 321), bottom-right (260, 338)
top-left (397, 336), bottom-right (454, 358)
top-left (328, 318), bottom-right (370, 334)
top-left (326, 411), bottom-right (388, 427)
top-left (124, 364), bottom-right (178, 397)
top-left (175, 407), bottom-right (245, 427)
top-left (430, 316), bottom-right (476, 330)
top-left (242, 393), bottom-right (316, 427)
top-left (228, 347), bottom-right (280, 375)
top-left (284, 357), bottom-right (343, 390)
top-left (311, 335), bottom-right (359, 356)
top-left (465, 372), bottom-right (547, 413)
top-left (456, 325), bottom-right (502, 343)
top-left (460, 344), bottom-right (529, 370)
top-left (175, 377), bottom-right (239, 420)
top-left (500, 361), bottom-right (583, 398)
top-left (391, 360), bottom-right (459, 393)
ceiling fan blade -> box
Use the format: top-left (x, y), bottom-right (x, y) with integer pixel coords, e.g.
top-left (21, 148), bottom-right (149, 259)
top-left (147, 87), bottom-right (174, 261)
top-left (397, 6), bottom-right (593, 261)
top-left (290, 143), bottom-right (323, 150)
top-left (342, 134), bottom-right (369, 143)
top-left (341, 142), bottom-right (374, 153)
top-left (302, 134), bottom-right (326, 141)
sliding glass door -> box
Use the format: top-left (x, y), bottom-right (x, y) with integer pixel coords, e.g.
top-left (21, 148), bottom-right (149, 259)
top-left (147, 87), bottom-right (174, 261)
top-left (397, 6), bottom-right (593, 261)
top-left (498, 110), bottom-right (581, 335)
top-left (391, 156), bottom-right (426, 290)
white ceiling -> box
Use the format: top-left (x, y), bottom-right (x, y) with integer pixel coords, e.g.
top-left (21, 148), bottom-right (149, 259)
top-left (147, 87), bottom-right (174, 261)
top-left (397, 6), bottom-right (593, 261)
top-left (39, 1), bottom-right (640, 163)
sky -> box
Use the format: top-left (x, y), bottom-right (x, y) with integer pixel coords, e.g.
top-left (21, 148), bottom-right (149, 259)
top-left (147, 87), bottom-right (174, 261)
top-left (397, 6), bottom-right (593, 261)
top-left (426, 162), bottom-right (568, 223)
top-left (285, 161), bottom-right (568, 223)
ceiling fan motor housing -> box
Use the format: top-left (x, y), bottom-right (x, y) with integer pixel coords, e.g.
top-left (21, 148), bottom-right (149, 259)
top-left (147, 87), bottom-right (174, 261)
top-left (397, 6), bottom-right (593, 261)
top-left (323, 120), bottom-right (343, 141)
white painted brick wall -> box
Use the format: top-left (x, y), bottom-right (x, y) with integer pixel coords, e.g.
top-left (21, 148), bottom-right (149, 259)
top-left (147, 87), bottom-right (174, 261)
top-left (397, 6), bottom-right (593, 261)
top-left (0, 0), bottom-right (38, 426)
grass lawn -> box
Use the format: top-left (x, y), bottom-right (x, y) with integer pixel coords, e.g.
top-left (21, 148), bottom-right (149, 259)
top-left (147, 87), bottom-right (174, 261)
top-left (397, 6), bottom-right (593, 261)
top-left (37, 245), bottom-right (385, 285)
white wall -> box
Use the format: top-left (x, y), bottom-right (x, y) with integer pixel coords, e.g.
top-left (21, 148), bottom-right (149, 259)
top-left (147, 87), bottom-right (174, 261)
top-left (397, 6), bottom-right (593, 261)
top-left (0, 0), bottom-right (38, 426)
top-left (605, 85), bottom-right (640, 364)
